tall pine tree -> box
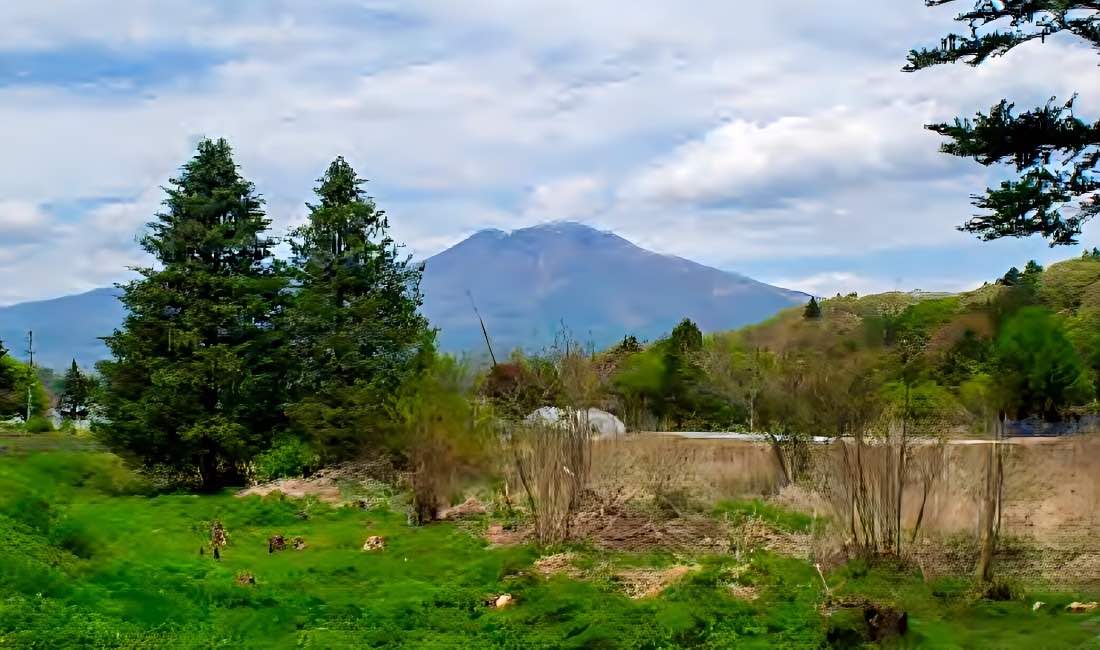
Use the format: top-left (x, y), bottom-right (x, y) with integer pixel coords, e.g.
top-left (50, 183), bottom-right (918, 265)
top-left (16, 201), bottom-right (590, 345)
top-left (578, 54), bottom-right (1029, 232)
top-left (97, 138), bottom-right (288, 488)
top-left (59, 359), bottom-right (93, 421)
top-left (905, 2), bottom-right (1100, 245)
top-left (285, 157), bottom-right (433, 461)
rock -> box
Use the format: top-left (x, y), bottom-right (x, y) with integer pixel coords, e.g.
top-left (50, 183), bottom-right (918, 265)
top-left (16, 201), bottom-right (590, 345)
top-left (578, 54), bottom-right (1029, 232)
top-left (363, 535), bottom-right (386, 552)
top-left (268, 535), bottom-right (286, 553)
top-left (235, 572), bottom-right (256, 586)
top-left (292, 537), bottom-right (307, 550)
top-left (1066, 601), bottom-right (1099, 613)
top-left (492, 593), bottom-right (514, 609)
top-left (1033, 601), bottom-right (1045, 611)
top-left (438, 496), bottom-right (487, 520)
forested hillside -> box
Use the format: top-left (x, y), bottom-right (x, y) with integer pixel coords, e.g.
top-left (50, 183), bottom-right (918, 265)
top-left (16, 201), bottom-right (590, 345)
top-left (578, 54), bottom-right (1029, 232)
top-left (589, 253), bottom-right (1100, 434)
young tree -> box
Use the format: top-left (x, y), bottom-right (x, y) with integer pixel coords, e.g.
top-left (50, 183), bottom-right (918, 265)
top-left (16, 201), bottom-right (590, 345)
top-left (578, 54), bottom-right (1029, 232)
top-left (58, 360), bottom-right (93, 421)
top-left (803, 296), bottom-right (822, 319)
top-left (97, 138), bottom-right (288, 489)
top-left (285, 157), bottom-right (433, 461)
top-left (905, 2), bottom-right (1100, 245)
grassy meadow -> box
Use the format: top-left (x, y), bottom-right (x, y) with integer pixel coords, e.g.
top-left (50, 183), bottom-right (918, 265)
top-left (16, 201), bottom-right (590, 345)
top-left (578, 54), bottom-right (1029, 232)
top-left (1, 434), bottom-right (1098, 649)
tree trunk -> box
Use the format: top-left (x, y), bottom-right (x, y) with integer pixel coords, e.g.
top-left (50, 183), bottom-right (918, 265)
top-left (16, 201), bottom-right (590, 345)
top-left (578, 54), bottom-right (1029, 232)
top-left (767, 432), bottom-right (791, 488)
top-left (975, 415), bottom-right (1002, 585)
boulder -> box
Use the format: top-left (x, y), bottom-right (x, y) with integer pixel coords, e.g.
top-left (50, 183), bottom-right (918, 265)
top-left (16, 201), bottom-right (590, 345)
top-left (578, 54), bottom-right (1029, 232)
top-left (363, 535), bottom-right (386, 552)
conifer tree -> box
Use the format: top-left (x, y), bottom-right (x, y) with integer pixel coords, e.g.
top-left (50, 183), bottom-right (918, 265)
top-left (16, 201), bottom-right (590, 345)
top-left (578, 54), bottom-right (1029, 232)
top-left (1000, 266), bottom-right (1022, 286)
top-left (97, 138), bottom-right (288, 488)
top-left (58, 359), bottom-right (92, 420)
top-left (1021, 259), bottom-right (1044, 285)
top-left (803, 296), bottom-right (822, 319)
top-left (906, 2), bottom-right (1100, 245)
top-left (285, 157), bottom-right (433, 461)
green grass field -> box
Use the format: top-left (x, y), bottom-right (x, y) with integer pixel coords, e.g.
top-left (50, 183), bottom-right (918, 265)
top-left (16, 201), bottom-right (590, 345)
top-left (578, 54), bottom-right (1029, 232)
top-left (1, 435), bottom-right (1098, 648)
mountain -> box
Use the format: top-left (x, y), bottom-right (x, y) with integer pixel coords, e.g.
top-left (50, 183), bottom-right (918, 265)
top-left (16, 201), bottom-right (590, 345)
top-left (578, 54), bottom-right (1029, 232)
top-left (419, 222), bottom-right (808, 354)
top-left (0, 287), bottom-right (125, 371)
top-left (0, 222), bottom-right (808, 369)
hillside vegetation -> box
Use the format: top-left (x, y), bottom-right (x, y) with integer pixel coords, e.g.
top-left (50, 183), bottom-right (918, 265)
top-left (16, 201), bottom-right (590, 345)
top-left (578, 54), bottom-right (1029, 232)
top-left (592, 255), bottom-right (1100, 435)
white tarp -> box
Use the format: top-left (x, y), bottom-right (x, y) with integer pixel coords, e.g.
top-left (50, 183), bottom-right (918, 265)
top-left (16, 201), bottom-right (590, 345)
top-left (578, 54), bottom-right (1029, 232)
top-left (524, 407), bottom-right (627, 438)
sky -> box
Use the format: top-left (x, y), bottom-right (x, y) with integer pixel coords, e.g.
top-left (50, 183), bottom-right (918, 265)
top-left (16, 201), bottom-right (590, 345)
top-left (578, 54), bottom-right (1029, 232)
top-left (0, 1), bottom-right (1098, 304)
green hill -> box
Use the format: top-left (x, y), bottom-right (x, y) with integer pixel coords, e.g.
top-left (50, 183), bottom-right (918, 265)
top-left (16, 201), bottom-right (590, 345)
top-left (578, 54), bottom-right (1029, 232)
top-left (603, 254), bottom-right (1100, 432)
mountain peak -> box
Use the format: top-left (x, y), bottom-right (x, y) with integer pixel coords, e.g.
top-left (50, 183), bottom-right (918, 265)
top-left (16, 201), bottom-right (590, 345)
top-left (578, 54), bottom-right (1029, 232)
top-left (0, 225), bottom-right (807, 368)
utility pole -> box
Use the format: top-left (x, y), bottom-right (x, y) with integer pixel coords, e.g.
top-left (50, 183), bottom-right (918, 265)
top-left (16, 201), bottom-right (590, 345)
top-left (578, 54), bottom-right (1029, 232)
top-left (25, 330), bottom-right (34, 422)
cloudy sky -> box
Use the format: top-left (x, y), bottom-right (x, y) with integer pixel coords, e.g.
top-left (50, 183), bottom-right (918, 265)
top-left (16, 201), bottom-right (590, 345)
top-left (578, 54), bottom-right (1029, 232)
top-left (1, 1), bottom-right (1098, 304)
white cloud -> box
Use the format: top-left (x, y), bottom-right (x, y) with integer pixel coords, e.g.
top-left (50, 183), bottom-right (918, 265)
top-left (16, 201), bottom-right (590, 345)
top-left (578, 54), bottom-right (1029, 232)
top-left (524, 176), bottom-right (605, 221)
top-left (0, 1), bottom-right (1098, 304)
top-left (767, 271), bottom-right (985, 298)
top-left (0, 201), bottom-right (53, 242)
top-left (622, 104), bottom-right (949, 207)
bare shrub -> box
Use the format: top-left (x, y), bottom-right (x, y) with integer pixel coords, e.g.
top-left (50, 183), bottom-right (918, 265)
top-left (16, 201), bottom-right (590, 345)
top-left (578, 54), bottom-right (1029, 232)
top-left (589, 437), bottom-right (642, 515)
top-left (635, 437), bottom-right (696, 516)
top-left (818, 420), bottom-right (948, 558)
top-left (510, 413), bottom-right (592, 545)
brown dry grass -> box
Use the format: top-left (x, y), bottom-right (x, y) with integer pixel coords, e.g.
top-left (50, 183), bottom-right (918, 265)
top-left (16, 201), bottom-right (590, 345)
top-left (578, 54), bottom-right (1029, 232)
top-left (614, 565), bottom-right (698, 599)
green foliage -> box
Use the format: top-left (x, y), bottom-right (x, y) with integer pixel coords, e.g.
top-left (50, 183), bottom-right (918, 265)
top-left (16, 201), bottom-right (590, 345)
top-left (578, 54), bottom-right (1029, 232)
top-left (802, 296), bottom-right (822, 319)
top-left (24, 415), bottom-right (54, 433)
top-left (713, 499), bottom-right (816, 534)
top-left (882, 379), bottom-right (961, 423)
top-left (996, 307), bottom-right (1092, 419)
top-left (906, 4), bottom-right (1100, 244)
top-left (1022, 260), bottom-right (1044, 285)
top-left (612, 318), bottom-right (738, 430)
top-left (96, 138), bottom-right (288, 489)
top-left (1001, 266), bottom-right (1022, 286)
top-left (888, 296), bottom-right (961, 342)
top-left (250, 435), bottom-right (321, 483)
top-left (1039, 256), bottom-right (1100, 312)
top-left (285, 157), bottom-right (433, 463)
top-left (2, 443), bottom-right (1098, 647)
top-left (0, 354), bottom-right (49, 420)
top-left (58, 359), bottom-right (95, 420)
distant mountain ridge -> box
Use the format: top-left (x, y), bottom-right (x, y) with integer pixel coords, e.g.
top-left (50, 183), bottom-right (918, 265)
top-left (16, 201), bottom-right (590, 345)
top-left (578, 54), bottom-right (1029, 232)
top-left (419, 222), bottom-right (808, 354)
top-left (0, 222), bottom-right (808, 369)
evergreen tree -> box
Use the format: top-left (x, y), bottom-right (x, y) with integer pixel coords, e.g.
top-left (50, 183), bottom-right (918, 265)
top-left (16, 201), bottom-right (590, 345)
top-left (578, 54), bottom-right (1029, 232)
top-left (1000, 266), bottom-right (1022, 286)
top-left (803, 296), bottom-right (822, 319)
top-left (97, 138), bottom-right (288, 488)
top-left (1021, 259), bottom-right (1044, 285)
top-left (284, 157), bottom-right (433, 461)
top-left (58, 360), bottom-right (92, 420)
top-left (905, 2), bottom-right (1100, 245)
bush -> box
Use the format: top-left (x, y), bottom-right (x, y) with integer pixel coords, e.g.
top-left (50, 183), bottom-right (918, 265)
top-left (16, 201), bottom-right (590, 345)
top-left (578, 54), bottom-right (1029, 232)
top-left (251, 435), bottom-right (320, 483)
top-left (25, 416), bottom-right (54, 433)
